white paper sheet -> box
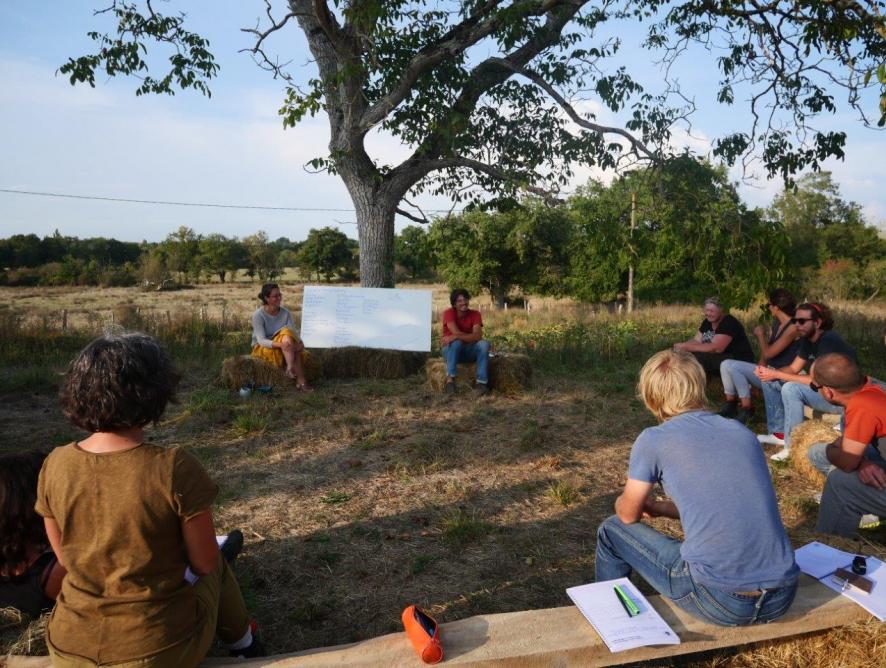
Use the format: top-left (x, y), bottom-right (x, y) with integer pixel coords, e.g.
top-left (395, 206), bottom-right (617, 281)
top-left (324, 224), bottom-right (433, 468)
top-left (566, 578), bottom-right (680, 653)
top-left (300, 286), bottom-right (432, 351)
top-left (795, 541), bottom-right (856, 579)
top-left (796, 541), bottom-right (886, 621)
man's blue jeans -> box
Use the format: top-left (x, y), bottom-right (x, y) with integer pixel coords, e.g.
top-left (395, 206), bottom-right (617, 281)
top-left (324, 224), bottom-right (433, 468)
top-left (595, 516), bottom-right (797, 626)
top-left (442, 340), bottom-right (490, 384)
top-left (760, 380), bottom-right (842, 445)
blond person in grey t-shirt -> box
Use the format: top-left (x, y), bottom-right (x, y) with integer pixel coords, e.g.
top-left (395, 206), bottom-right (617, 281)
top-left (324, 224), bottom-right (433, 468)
top-left (250, 283), bottom-right (311, 391)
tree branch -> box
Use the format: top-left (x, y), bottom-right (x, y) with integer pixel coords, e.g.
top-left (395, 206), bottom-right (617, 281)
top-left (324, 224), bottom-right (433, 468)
top-left (387, 0), bottom-right (587, 193)
top-left (421, 157), bottom-right (562, 203)
top-left (240, 0), bottom-right (301, 81)
top-left (357, 0), bottom-right (561, 133)
top-left (487, 58), bottom-right (657, 162)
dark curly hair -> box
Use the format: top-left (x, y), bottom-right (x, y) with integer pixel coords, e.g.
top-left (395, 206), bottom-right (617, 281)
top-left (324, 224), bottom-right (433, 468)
top-left (796, 302), bottom-right (834, 331)
top-left (0, 451), bottom-right (49, 577)
top-left (59, 332), bottom-right (180, 433)
top-left (449, 288), bottom-right (470, 306)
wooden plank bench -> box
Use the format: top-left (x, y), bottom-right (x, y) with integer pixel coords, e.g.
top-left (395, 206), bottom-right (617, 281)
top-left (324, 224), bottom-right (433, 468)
top-left (5, 576), bottom-right (871, 668)
top-left (803, 405), bottom-right (841, 425)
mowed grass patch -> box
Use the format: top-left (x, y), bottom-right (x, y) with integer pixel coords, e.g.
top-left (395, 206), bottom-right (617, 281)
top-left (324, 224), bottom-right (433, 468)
top-left (2, 289), bottom-right (885, 663)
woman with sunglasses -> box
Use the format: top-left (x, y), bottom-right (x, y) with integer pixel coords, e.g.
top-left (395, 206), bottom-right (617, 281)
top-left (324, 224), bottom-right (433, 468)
top-left (718, 289), bottom-right (801, 423)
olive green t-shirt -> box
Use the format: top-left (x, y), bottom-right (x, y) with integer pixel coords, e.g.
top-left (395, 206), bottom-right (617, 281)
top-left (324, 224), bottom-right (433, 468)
top-left (35, 442), bottom-right (218, 663)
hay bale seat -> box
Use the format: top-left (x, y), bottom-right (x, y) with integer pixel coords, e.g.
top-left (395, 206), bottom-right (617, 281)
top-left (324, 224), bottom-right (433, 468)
top-left (790, 419), bottom-right (842, 486)
top-left (221, 348), bottom-right (426, 389)
top-left (220, 354), bottom-right (322, 390)
top-left (426, 353), bottom-right (532, 394)
top-left (5, 576), bottom-right (871, 667)
top-left (316, 347), bottom-right (427, 380)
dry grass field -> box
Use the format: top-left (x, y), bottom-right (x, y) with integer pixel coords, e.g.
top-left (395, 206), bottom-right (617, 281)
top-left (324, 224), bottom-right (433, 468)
top-left (1, 281), bottom-right (885, 665)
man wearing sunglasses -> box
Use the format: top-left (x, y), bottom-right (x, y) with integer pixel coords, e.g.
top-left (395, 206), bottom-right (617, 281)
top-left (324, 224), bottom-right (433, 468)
top-left (803, 354), bottom-right (886, 536)
top-left (754, 302), bottom-right (856, 461)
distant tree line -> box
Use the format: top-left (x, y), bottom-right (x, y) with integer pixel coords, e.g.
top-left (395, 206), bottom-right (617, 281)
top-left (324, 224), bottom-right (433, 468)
top-left (2, 162), bottom-right (883, 306)
top-left (0, 226), bottom-right (358, 289)
top-left (399, 163), bottom-right (886, 307)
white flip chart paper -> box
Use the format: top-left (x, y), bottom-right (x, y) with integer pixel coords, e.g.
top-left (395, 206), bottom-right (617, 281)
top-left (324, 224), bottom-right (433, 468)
top-left (300, 286), bottom-right (432, 352)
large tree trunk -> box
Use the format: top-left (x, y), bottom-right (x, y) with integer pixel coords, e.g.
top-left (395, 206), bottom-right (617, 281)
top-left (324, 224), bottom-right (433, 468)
top-left (343, 174), bottom-right (398, 288)
top-left (356, 205), bottom-right (396, 287)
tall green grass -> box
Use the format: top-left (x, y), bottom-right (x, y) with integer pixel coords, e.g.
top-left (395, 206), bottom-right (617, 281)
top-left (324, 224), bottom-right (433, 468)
top-left (0, 309), bottom-right (246, 394)
top-left (2, 302), bottom-right (883, 395)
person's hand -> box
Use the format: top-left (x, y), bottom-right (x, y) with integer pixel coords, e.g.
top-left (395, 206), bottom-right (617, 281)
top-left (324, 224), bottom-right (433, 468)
top-left (673, 342), bottom-right (685, 352)
top-left (752, 324), bottom-right (765, 337)
top-left (441, 335), bottom-right (454, 347)
top-left (856, 460), bottom-right (886, 490)
top-left (755, 365), bottom-right (779, 382)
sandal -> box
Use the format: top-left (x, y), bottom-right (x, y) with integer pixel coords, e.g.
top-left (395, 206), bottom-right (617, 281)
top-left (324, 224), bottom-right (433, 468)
top-left (296, 383), bottom-right (314, 393)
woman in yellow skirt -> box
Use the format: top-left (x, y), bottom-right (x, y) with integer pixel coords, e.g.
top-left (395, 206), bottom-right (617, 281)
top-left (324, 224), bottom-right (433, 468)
top-left (251, 283), bottom-right (312, 391)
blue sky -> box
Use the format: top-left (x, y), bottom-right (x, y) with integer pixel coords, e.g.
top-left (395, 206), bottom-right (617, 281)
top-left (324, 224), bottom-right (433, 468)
top-left (1, 1), bottom-right (884, 243)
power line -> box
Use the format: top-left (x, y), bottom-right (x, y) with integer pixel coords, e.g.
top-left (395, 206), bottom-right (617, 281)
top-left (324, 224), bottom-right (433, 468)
top-left (0, 187), bottom-right (460, 214)
top-left (0, 187), bottom-right (355, 212)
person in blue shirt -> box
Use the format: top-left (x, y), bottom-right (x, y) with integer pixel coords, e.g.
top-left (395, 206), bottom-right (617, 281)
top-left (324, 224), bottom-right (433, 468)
top-left (595, 349), bottom-right (799, 626)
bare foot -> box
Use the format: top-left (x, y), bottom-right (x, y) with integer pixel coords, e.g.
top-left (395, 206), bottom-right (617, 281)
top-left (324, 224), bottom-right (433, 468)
top-left (296, 382), bottom-right (314, 392)
top-left (285, 368), bottom-right (298, 380)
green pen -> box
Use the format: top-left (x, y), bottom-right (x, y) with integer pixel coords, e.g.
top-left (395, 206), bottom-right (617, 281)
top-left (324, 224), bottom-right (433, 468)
top-left (614, 584), bottom-right (641, 617)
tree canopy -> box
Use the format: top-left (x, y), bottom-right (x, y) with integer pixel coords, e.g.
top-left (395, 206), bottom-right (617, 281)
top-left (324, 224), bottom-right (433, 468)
top-left (568, 157), bottom-right (787, 306)
top-left (60, 1), bottom-right (886, 287)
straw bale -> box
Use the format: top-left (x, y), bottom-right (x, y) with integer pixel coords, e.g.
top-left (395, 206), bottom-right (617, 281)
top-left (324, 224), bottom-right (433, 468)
top-left (317, 347), bottom-right (427, 379)
top-left (490, 353), bottom-right (532, 394)
top-left (220, 352), bottom-right (321, 390)
top-left (0, 609), bottom-right (47, 656)
top-left (790, 419), bottom-right (839, 486)
top-left (425, 353), bottom-right (532, 394)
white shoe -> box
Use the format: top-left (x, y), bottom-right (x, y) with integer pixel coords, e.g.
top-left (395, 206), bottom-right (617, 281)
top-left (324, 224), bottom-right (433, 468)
top-left (859, 514), bottom-right (880, 528)
top-left (813, 492), bottom-right (822, 504)
top-left (758, 433), bottom-right (786, 447)
top-left (770, 448), bottom-right (791, 462)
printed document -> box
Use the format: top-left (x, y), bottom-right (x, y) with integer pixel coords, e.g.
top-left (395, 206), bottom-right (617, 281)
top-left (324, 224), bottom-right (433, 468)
top-left (566, 578), bottom-right (680, 652)
top-left (796, 541), bottom-right (886, 620)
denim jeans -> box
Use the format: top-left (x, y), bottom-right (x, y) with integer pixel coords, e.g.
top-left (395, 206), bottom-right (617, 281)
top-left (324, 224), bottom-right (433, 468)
top-left (595, 516), bottom-right (797, 626)
top-left (442, 339), bottom-right (490, 384)
top-left (807, 441), bottom-right (835, 477)
top-left (816, 446), bottom-right (886, 536)
top-left (760, 380), bottom-right (842, 445)
top-left (760, 379), bottom-right (787, 435)
top-left (782, 382), bottom-right (842, 448)
top-left (720, 359), bottom-right (762, 400)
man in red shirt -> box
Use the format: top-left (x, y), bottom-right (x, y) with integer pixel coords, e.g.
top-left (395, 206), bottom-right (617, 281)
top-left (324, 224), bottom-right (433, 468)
top-left (441, 289), bottom-right (491, 395)
top-left (806, 353), bottom-right (886, 536)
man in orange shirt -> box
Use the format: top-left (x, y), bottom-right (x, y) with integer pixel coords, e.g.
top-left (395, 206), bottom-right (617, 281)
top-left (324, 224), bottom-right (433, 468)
top-left (441, 289), bottom-right (491, 396)
top-left (806, 353), bottom-right (886, 536)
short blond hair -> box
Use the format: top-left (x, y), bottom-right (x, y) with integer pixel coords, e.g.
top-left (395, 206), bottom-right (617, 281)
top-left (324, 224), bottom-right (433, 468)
top-left (638, 350), bottom-right (708, 422)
